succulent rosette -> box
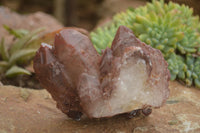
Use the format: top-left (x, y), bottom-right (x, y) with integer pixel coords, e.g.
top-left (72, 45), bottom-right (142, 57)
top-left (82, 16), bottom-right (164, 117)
top-left (90, 0), bottom-right (200, 88)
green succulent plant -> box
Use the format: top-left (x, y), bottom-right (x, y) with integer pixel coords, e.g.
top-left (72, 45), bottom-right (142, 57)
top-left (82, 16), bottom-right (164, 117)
top-left (0, 25), bottom-right (45, 78)
top-left (90, 0), bottom-right (200, 88)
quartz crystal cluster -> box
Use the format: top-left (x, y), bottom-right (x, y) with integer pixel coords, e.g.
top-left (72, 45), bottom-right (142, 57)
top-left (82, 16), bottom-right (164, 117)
top-left (34, 26), bottom-right (170, 120)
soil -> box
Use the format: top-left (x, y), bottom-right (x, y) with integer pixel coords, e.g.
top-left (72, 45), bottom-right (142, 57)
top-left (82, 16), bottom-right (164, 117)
top-left (1, 74), bottom-right (42, 89)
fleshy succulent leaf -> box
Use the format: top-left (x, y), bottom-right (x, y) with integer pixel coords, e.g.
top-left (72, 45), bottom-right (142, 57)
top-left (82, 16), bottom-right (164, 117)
top-left (9, 27), bottom-right (45, 54)
top-left (3, 25), bottom-right (29, 38)
top-left (0, 61), bottom-right (9, 68)
top-left (9, 49), bottom-right (37, 66)
top-left (0, 38), bottom-right (9, 61)
top-left (1, 26), bottom-right (46, 78)
top-left (5, 65), bottom-right (31, 78)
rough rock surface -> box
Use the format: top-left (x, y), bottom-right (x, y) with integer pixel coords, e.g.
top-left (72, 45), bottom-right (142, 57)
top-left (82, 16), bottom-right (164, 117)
top-left (0, 81), bottom-right (200, 133)
top-left (0, 6), bottom-right (63, 47)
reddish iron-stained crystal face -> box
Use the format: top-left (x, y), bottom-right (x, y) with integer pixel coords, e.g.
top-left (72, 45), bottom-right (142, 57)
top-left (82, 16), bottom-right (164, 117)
top-left (33, 26), bottom-right (170, 120)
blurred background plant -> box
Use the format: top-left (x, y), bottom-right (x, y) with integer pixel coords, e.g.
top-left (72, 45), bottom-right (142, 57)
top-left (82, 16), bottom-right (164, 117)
top-left (0, 25), bottom-right (45, 77)
top-left (0, 0), bottom-right (199, 31)
top-left (0, 25), bottom-right (44, 88)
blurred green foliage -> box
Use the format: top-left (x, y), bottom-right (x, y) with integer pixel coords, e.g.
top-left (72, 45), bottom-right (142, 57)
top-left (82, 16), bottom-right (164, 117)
top-left (0, 25), bottom-right (45, 78)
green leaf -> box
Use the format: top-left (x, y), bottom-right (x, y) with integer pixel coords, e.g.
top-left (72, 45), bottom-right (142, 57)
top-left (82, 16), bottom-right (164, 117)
top-left (5, 65), bottom-right (31, 78)
top-left (0, 61), bottom-right (8, 67)
top-left (9, 49), bottom-right (37, 66)
top-left (3, 25), bottom-right (28, 38)
top-left (0, 38), bottom-right (9, 61)
top-left (10, 27), bottom-right (45, 54)
top-left (0, 61), bottom-right (8, 75)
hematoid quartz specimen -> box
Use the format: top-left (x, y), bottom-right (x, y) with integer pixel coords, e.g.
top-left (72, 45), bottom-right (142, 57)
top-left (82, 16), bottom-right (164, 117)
top-left (33, 26), bottom-right (170, 120)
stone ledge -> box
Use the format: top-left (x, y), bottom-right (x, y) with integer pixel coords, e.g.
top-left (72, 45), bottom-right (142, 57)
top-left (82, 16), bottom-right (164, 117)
top-left (0, 81), bottom-right (200, 133)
